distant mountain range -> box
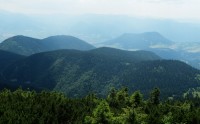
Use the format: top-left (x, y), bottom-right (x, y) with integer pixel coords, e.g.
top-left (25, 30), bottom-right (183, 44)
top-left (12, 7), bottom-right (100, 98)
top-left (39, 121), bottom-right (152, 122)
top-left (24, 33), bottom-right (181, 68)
top-left (104, 32), bottom-right (173, 50)
top-left (1, 13), bottom-right (200, 43)
top-left (0, 47), bottom-right (199, 98)
top-left (1, 33), bottom-right (200, 70)
top-left (100, 32), bottom-right (200, 69)
top-left (0, 35), bottom-right (95, 56)
top-left (0, 34), bottom-right (200, 98)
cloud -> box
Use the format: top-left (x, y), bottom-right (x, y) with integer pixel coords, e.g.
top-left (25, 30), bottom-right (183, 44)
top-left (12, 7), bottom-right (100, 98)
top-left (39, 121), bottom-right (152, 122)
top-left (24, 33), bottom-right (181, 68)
top-left (0, 0), bottom-right (199, 21)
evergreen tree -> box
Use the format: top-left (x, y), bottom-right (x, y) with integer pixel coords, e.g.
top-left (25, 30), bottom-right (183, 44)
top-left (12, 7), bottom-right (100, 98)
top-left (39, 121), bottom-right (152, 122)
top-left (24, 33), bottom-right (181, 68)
top-left (85, 100), bottom-right (113, 124)
top-left (149, 88), bottom-right (160, 105)
top-left (116, 87), bottom-right (129, 108)
top-left (122, 108), bottom-right (137, 124)
top-left (107, 88), bottom-right (118, 107)
top-left (130, 91), bottom-right (143, 108)
top-left (0, 88), bottom-right (200, 124)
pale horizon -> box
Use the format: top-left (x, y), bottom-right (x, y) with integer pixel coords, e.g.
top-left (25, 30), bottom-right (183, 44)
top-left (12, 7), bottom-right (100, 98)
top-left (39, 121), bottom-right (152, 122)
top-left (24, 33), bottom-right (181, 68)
top-left (0, 0), bottom-right (200, 22)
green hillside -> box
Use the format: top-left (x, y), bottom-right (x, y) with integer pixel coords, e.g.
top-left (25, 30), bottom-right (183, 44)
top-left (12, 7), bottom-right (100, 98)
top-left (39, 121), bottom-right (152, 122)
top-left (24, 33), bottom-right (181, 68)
top-left (0, 50), bottom-right (25, 90)
top-left (0, 50), bottom-right (25, 71)
top-left (90, 47), bottom-right (161, 62)
top-left (0, 35), bottom-right (45, 55)
top-left (42, 35), bottom-right (95, 51)
top-left (0, 35), bottom-right (95, 55)
top-left (2, 47), bottom-right (200, 98)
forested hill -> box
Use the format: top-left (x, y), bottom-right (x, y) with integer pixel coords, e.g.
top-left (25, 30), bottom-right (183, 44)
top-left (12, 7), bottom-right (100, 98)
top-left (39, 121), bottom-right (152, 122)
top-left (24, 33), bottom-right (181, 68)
top-left (2, 47), bottom-right (200, 98)
top-left (0, 35), bottom-right (95, 55)
top-left (0, 35), bottom-right (45, 56)
top-left (0, 50), bottom-right (25, 90)
top-left (90, 47), bottom-right (161, 62)
top-left (42, 35), bottom-right (95, 51)
top-left (0, 50), bottom-right (25, 71)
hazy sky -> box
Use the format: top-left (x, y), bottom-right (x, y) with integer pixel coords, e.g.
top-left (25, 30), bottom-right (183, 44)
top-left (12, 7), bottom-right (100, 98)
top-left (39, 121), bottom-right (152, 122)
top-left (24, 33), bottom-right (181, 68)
top-left (0, 0), bottom-right (200, 21)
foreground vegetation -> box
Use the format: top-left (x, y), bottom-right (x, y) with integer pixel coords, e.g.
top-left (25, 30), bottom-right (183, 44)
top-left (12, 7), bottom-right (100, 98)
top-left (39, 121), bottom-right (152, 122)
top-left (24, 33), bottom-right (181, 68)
top-left (0, 88), bottom-right (199, 124)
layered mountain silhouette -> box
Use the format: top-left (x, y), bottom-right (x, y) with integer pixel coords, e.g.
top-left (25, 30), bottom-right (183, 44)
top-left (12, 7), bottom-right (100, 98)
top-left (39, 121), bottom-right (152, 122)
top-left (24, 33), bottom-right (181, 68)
top-left (0, 35), bottom-right (95, 55)
top-left (104, 32), bottom-right (173, 50)
top-left (101, 32), bottom-right (200, 69)
top-left (1, 47), bottom-right (199, 98)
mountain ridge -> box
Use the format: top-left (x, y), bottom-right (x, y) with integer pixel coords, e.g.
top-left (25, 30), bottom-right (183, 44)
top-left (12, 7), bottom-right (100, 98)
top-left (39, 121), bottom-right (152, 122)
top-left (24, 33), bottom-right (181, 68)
top-left (0, 35), bottom-right (95, 55)
top-left (103, 32), bottom-right (173, 50)
top-left (1, 47), bottom-right (199, 98)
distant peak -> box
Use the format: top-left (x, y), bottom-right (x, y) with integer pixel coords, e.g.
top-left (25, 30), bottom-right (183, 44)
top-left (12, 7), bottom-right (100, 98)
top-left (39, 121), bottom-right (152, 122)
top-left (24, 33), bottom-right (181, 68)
top-left (3, 35), bottom-right (39, 42)
top-left (44, 35), bottom-right (76, 39)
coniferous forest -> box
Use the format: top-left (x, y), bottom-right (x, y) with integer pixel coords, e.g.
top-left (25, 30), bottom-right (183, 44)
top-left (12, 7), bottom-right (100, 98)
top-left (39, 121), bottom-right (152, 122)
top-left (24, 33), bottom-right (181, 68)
top-left (0, 88), bottom-right (199, 124)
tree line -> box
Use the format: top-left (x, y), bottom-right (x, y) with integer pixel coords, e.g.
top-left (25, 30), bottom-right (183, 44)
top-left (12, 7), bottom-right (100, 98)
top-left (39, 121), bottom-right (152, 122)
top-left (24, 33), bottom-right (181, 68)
top-left (0, 87), bottom-right (199, 124)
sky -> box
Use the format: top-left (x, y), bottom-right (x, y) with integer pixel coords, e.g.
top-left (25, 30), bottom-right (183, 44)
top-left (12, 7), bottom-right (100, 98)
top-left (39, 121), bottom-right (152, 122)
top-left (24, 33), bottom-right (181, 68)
top-left (0, 0), bottom-right (200, 21)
